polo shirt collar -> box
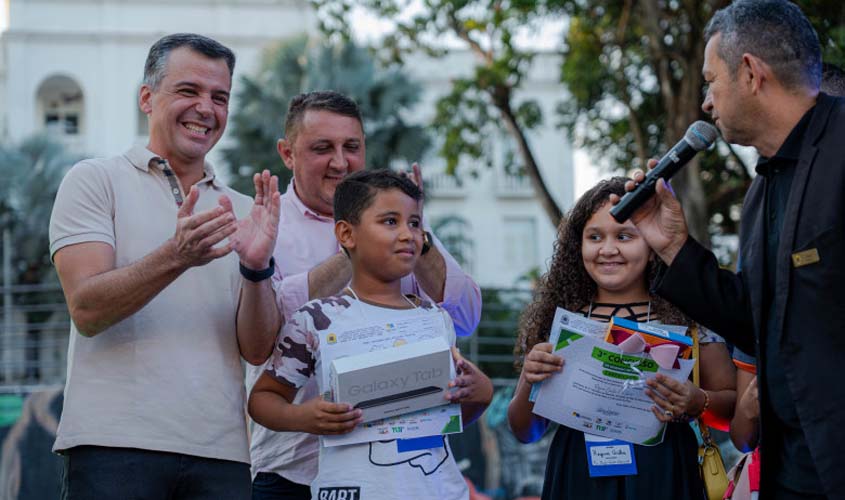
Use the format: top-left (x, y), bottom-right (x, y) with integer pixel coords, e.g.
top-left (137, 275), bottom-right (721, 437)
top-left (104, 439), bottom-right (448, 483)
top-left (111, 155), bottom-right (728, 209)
top-left (123, 144), bottom-right (222, 188)
top-left (286, 180), bottom-right (333, 221)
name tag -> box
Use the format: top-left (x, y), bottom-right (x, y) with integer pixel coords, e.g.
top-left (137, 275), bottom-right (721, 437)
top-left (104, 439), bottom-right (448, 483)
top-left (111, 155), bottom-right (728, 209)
top-left (584, 433), bottom-right (637, 477)
top-left (792, 248), bottom-right (820, 268)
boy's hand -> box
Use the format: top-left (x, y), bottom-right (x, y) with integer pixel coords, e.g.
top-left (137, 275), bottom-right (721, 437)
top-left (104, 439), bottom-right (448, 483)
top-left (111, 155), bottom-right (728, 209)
top-left (298, 396), bottom-right (362, 435)
top-left (522, 342), bottom-right (564, 384)
top-left (446, 347), bottom-right (493, 405)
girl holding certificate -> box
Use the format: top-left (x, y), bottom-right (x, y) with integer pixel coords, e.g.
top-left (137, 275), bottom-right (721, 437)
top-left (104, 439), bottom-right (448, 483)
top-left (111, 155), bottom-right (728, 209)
top-left (507, 177), bottom-right (736, 500)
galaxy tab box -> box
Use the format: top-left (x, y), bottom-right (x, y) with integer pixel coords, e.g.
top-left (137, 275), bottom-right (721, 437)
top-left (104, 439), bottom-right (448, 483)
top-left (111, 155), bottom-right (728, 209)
top-left (329, 337), bottom-right (453, 423)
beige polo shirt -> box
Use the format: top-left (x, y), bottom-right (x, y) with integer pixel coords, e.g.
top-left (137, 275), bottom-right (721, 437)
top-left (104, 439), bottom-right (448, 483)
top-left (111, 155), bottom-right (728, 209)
top-left (49, 145), bottom-right (253, 463)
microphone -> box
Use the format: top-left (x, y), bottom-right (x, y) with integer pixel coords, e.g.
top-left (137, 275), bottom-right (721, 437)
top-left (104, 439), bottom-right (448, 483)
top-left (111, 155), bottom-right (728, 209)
top-left (610, 121), bottom-right (719, 223)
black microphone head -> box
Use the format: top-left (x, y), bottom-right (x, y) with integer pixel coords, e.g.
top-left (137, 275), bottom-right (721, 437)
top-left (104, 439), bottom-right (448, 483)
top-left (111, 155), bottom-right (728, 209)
top-left (684, 121), bottom-right (719, 151)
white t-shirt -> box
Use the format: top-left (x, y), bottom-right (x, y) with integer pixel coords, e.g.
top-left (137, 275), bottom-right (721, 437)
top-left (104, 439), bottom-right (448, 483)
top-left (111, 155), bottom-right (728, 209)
top-left (266, 294), bottom-right (469, 500)
top-left (248, 182), bottom-right (482, 485)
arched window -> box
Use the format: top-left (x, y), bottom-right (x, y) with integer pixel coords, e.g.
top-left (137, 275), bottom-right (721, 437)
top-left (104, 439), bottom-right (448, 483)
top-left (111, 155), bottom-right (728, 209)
top-left (36, 75), bottom-right (84, 136)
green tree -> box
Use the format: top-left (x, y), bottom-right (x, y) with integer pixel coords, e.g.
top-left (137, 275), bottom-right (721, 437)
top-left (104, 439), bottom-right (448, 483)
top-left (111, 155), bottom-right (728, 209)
top-left (0, 135), bottom-right (79, 287)
top-left (314, 0), bottom-right (565, 227)
top-left (223, 35), bottom-right (431, 194)
top-left (313, 0), bottom-right (845, 247)
top-left (0, 134), bottom-right (80, 379)
top-left (556, 0), bottom-right (844, 246)
top-left (799, 1), bottom-right (845, 68)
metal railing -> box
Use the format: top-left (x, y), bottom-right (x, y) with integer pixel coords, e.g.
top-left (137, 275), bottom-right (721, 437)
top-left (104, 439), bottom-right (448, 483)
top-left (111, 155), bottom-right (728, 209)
top-left (423, 172), bottom-right (467, 197)
top-left (0, 284), bottom-right (531, 392)
top-left (1, 283), bottom-right (69, 393)
top-left (495, 172), bottom-right (533, 197)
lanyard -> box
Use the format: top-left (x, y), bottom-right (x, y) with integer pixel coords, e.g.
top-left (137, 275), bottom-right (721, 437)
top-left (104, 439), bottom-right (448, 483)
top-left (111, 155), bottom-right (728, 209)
top-left (344, 286), bottom-right (418, 323)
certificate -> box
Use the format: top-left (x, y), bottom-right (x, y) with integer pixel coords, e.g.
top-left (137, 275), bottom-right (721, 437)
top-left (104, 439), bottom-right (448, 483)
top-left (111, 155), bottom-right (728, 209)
top-left (532, 308), bottom-right (694, 445)
top-left (316, 310), bottom-right (463, 447)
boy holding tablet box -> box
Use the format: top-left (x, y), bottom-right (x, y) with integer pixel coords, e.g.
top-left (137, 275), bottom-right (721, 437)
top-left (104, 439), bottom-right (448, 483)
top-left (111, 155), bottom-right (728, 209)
top-left (249, 169), bottom-right (492, 500)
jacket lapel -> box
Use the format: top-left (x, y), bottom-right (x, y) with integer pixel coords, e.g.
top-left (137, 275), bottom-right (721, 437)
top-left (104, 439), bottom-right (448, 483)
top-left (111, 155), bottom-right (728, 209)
top-left (774, 95), bottom-right (835, 336)
top-left (739, 179), bottom-right (766, 340)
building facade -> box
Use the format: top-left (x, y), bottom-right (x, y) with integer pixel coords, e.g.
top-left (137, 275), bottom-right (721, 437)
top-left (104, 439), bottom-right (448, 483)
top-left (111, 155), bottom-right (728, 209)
top-left (0, 0), bottom-right (573, 290)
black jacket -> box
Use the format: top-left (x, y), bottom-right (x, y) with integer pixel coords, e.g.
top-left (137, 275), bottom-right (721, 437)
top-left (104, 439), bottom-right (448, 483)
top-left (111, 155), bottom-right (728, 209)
top-left (655, 93), bottom-right (845, 498)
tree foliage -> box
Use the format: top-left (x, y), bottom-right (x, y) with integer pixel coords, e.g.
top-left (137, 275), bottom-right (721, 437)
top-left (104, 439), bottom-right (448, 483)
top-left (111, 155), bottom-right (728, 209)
top-left (223, 35), bottom-right (431, 194)
top-left (312, 0), bottom-right (566, 226)
top-left (554, 0), bottom-right (735, 245)
top-left (313, 0), bottom-right (844, 249)
top-left (799, 0), bottom-right (845, 68)
top-left (0, 135), bottom-right (80, 380)
top-left (0, 135), bottom-right (80, 287)
top-left (555, 0), bottom-right (844, 245)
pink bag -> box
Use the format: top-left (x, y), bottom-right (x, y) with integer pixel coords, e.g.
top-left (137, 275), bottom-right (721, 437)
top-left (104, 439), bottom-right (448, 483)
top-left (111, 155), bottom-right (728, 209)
top-left (723, 449), bottom-right (760, 500)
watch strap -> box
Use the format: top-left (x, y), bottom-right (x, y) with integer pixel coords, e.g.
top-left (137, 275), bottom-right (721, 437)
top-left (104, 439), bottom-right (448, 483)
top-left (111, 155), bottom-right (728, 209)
top-left (240, 256), bottom-right (275, 282)
top-left (421, 231), bottom-right (433, 255)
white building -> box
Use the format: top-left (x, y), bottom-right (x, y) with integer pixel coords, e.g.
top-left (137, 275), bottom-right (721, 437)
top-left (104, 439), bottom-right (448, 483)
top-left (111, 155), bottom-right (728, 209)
top-left (0, 0), bottom-right (573, 289)
top-left (0, 0), bottom-right (315, 154)
top-left (407, 50), bottom-right (572, 286)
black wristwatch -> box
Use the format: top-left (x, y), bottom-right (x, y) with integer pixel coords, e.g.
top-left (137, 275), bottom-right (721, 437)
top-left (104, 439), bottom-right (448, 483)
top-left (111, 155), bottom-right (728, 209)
top-left (240, 257), bottom-right (275, 282)
top-left (421, 231), bottom-right (433, 255)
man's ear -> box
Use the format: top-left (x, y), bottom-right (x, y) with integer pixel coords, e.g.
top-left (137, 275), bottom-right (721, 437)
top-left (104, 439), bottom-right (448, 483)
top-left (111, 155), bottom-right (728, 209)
top-left (277, 138), bottom-right (295, 172)
top-left (335, 220), bottom-right (355, 255)
top-left (742, 53), bottom-right (770, 94)
top-left (139, 85), bottom-right (153, 115)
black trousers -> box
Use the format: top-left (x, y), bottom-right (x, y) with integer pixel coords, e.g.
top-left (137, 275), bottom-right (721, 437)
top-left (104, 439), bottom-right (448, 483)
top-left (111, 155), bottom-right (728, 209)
top-left (251, 472), bottom-right (311, 500)
top-left (61, 445), bottom-right (251, 500)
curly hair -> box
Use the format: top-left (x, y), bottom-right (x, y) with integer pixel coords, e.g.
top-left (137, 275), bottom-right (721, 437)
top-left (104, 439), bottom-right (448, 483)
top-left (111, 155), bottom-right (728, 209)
top-left (514, 177), bottom-right (690, 365)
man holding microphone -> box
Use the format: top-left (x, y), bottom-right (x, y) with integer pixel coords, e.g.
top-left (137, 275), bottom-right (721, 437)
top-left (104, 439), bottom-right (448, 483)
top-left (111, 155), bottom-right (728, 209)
top-left (617, 1), bottom-right (845, 498)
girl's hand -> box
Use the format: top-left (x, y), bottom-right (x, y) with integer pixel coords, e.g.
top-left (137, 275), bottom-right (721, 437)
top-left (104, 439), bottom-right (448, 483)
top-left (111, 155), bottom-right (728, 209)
top-left (646, 373), bottom-right (705, 423)
top-left (446, 347), bottom-right (493, 405)
top-left (522, 342), bottom-right (564, 384)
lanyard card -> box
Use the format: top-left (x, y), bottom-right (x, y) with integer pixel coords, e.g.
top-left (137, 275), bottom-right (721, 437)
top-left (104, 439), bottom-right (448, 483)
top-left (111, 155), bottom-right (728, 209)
top-left (584, 433), bottom-right (637, 477)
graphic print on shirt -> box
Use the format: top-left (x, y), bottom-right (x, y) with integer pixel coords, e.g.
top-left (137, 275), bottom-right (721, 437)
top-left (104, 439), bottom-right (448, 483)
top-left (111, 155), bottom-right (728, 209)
top-left (302, 296), bottom-right (353, 330)
top-left (316, 486), bottom-right (361, 500)
top-left (270, 296), bottom-right (353, 387)
top-left (368, 437), bottom-right (450, 476)
top-left (270, 295), bottom-right (458, 494)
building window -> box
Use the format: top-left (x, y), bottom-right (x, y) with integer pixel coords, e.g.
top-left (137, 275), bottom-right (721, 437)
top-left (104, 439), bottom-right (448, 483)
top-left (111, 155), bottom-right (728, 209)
top-left (497, 133), bottom-right (532, 196)
top-left (45, 112), bottom-right (79, 135)
top-left (503, 216), bottom-right (538, 274)
top-left (36, 75), bottom-right (84, 137)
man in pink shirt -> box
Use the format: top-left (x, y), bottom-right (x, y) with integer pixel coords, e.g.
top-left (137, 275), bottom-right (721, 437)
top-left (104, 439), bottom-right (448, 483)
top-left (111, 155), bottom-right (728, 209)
top-left (247, 91), bottom-right (482, 499)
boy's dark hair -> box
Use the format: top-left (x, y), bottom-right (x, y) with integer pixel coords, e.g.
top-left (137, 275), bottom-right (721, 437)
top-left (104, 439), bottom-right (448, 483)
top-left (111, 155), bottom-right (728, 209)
top-left (284, 91), bottom-right (364, 142)
top-left (333, 169), bottom-right (422, 225)
top-left (144, 33), bottom-right (235, 90)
